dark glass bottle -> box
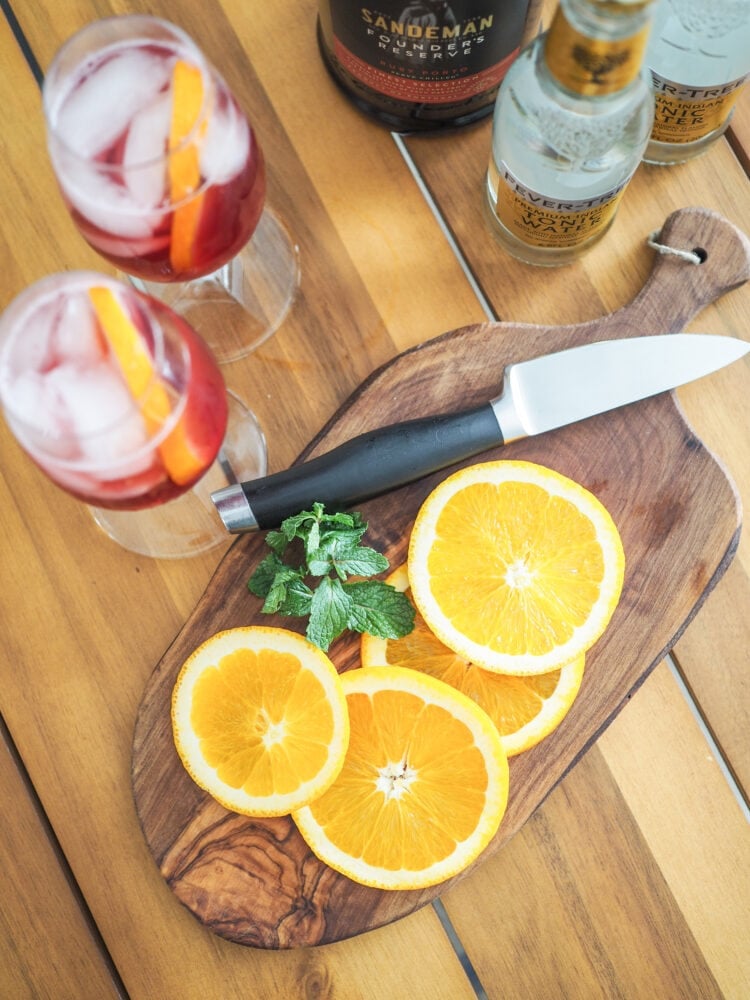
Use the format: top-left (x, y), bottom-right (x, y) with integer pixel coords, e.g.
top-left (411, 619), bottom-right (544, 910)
top-left (317, 1), bottom-right (542, 132)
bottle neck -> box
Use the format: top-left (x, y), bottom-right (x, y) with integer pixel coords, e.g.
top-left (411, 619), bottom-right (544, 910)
top-left (544, 0), bottom-right (654, 96)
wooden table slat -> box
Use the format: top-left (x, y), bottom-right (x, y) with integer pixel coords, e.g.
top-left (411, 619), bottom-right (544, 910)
top-left (0, 721), bottom-right (122, 1000)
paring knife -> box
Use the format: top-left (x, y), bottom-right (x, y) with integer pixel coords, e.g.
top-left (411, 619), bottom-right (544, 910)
top-left (212, 333), bottom-right (749, 533)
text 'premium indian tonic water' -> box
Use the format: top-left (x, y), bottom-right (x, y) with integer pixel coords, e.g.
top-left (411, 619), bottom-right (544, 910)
top-left (486, 0), bottom-right (656, 266)
top-left (317, 1), bottom-right (542, 132)
top-left (644, 0), bottom-right (750, 164)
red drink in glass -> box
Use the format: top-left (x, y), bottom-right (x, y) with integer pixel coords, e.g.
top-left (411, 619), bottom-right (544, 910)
top-left (0, 272), bottom-right (228, 511)
top-left (44, 27), bottom-right (266, 282)
top-left (42, 15), bottom-right (300, 365)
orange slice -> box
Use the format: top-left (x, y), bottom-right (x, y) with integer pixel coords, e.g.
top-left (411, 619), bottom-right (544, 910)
top-left (292, 665), bottom-right (509, 890)
top-left (168, 59), bottom-right (207, 272)
top-left (88, 285), bottom-right (206, 485)
top-left (361, 565), bottom-right (585, 756)
top-left (172, 627), bottom-right (350, 817)
top-left (408, 461), bottom-right (625, 676)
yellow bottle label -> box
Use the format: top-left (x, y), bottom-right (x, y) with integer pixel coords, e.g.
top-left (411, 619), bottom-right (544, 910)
top-left (545, 12), bottom-right (651, 95)
top-left (494, 163), bottom-right (630, 249)
top-left (650, 71), bottom-right (748, 144)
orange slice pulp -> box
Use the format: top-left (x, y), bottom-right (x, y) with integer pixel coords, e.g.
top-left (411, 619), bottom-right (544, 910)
top-left (172, 627), bottom-right (350, 816)
top-left (361, 564), bottom-right (585, 756)
top-left (292, 665), bottom-right (509, 889)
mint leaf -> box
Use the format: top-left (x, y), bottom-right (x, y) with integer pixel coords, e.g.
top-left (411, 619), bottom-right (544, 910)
top-left (306, 541), bottom-right (387, 580)
top-left (264, 530), bottom-right (286, 557)
top-left (248, 553), bottom-right (313, 616)
top-left (305, 517), bottom-right (321, 558)
top-left (261, 564), bottom-right (304, 614)
top-left (306, 546), bottom-right (335, 578)
top-left (247, 503), bottom-right (415, 651)
top-left (331, 545), bottom-right (389, 580)
top-left (284, 502), bottom-right (325, 536)
top-left (278, 578), bottom-right (314, 617)
top-left (248, 552), bottom-right (285, 597)
top-left (344, 581), bottom-right (415, 638)
top-left (307, 577), bottom-right (353, 650)
top-left (325, 510), bottom-right (365, 530)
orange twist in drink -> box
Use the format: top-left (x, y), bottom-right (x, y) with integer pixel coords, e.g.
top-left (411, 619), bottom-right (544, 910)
top-left (89, 285), bottom-right (207, 485)
top-left (168, 60), bottom-right (207, 272)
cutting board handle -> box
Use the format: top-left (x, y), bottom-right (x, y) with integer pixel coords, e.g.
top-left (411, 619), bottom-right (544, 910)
top-left (601, 206), bottom-right (750, 336)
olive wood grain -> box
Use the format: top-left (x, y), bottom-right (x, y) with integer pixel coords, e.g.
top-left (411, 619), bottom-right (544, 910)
top-left (131, 206), bottom-right (750, 949)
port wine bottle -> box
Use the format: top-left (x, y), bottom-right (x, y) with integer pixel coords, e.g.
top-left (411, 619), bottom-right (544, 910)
top-left (317, 1), bottom-right (541, 132)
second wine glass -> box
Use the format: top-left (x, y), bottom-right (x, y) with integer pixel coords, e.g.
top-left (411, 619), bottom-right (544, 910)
top-left (0, 271), bottom-right (265, 559)
top-left (42, 14), bottom-right (300, 364)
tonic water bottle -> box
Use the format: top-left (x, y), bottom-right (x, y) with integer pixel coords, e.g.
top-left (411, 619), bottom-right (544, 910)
top-left (485, 0), bottom-right (656, 266)
top-left (644, 0), bottom-right (750, 164)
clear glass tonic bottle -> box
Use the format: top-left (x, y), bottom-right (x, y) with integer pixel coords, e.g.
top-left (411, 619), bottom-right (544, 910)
top-left (485, 0), bottom-right (656, 266)
top-left (644, 0), bottom-right (750, 165)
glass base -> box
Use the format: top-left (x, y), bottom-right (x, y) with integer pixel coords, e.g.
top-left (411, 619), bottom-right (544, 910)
top-left (642, 130), bottom-right (727, 166)
top-left (128, 205), bottom-right (301, 364)
top-left (89, 391), bottom-right (266, 559)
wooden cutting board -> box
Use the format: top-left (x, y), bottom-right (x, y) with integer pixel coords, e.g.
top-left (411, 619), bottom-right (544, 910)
top-left (132, 207), bottom-right (750, 949)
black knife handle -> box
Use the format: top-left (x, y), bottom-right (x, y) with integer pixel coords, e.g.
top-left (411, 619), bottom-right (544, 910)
top-left (242, 402), bottom-right (503, 530)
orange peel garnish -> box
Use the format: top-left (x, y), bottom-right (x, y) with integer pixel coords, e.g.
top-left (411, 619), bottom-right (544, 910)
top-left (88, 286), bottom-right (206, 485)
top-left (168, 59), bottom-right (207, 273)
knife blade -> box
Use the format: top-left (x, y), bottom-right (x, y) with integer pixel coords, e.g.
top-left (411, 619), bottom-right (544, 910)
top-left (212, 333), bottom-right (749, 533)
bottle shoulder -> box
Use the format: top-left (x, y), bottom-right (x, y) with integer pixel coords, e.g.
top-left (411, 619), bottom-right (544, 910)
top-left (497, 43), bottom-right (653, 118)
top-left (646, 4), bottom-right (750, 86)
top-left (491, 44), bottom-right (653, 186)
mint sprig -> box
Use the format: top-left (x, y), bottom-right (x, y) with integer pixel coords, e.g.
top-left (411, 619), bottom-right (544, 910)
top-left (248, 503), bottom-right (415, 651)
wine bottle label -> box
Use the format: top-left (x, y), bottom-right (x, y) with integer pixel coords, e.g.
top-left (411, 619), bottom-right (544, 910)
top-left (326, 3), bottom-right (528, 104)
top-left (650, 70), bottom-right (748, 144)
top-left (545, 12), bottom-right (651, 95)
top-left (494, 162), bottom-right (631, 249)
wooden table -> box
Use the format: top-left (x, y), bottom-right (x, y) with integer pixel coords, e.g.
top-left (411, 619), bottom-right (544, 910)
top-left (1, 2), bottom-right (748, 997)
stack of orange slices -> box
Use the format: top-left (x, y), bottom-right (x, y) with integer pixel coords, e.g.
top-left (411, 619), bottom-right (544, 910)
top-left (364, 459), bottom-right (625, 757)
top-left (171, 460), bottom-right (625, 891)
top-left (172, 626), bottom-right (509, 890)
top-left (361, 564), bottom-right (585, 758)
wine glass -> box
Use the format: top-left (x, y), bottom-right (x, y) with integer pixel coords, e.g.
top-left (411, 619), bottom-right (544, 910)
top-left (0, 271), bottom-right (266, 559)
top-left (42, 15), bottom-right (300, 365)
